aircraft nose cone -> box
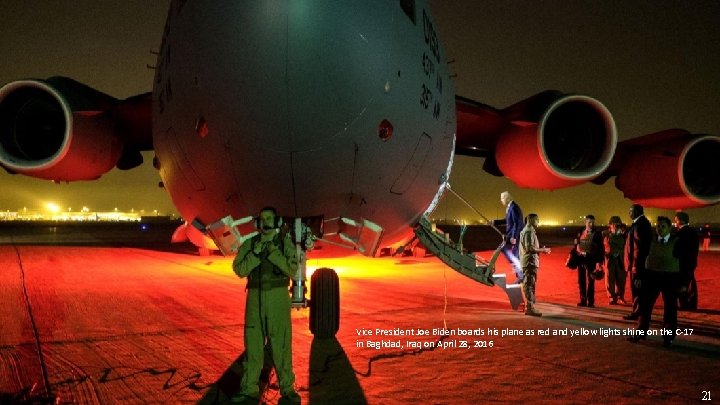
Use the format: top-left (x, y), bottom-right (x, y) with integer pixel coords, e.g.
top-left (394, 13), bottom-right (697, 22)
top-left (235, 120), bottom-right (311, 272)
top-left (163, 3), bottom-right (393, 154)
top-left (280, 3), bottom-right (392, 152)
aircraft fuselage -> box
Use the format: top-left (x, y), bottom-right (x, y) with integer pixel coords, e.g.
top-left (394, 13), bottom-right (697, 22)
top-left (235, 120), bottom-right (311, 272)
top-left (153, 1), bottom-right (456, 244)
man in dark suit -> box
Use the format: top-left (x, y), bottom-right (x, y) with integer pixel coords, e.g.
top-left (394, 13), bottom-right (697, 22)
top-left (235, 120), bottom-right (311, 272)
top-left (674, 212), bottom-right (699, 310)
top-left (623, 204), bottom-right (653, 320)
top-left (498, 191), bottom-right (524, 284)
top-left (574, 214), bottom-right (604, 307)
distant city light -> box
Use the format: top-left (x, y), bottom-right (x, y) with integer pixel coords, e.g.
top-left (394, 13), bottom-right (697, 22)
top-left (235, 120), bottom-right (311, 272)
top-left (540, 219), bottom-right (559, 226)
top-left (45, 202), bottom-right (60, 213)
top-left (0, 207), bottom-right (177, 222)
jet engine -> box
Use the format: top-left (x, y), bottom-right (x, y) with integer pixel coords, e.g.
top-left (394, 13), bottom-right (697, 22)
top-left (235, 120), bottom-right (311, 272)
top-left (494, 91), bottom-right (617, 189)
top-left (0, 77), bottom-right (130, 181)
top-left (455, 91), bottom-right (617, 190)
top-left (614, 131), bottom-right (720, 208)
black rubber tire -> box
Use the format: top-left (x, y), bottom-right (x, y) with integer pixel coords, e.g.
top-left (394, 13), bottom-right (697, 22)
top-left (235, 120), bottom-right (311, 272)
top-left (309, 267), bottom-right (340, 338)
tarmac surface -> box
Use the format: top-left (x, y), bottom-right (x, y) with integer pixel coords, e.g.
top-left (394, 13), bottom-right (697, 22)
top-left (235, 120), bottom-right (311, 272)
top-left (0, 223), bottom-right (718, 404)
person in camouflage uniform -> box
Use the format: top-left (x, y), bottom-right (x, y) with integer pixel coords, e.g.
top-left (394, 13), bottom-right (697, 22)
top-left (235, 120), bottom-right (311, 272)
top-left (231, 207), bottom-right (301, 404)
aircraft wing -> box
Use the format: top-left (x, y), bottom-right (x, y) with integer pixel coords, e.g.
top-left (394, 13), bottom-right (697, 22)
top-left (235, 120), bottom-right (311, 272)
top-left (0, 76), bottom-right (152, 181)
top-left (2, 76), bottom-right (717, 210)
top-left (455, 92), bottom-right (720, 208)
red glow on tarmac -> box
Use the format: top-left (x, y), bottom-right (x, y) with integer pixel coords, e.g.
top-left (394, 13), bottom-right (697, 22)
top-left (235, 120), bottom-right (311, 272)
top-left (1, 244), bottom-right (719, 403)
top-left (306, 256), bottom-right (406, 280)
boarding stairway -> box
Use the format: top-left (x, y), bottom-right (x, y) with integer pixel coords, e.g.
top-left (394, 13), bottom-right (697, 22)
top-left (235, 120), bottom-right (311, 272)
top-left (413, 216), bottom-right (524, 310)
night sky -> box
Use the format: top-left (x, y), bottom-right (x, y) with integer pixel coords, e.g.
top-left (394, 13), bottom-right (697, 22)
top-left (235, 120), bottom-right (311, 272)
top-left (1, 1), bottom-right (718, 225)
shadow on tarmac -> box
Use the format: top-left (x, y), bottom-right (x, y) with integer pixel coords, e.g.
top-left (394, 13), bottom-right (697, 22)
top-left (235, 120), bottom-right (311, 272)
top-left (308, 337), bottom-right (367, 404)
top-left (198, 337), bottom-right (367, 404)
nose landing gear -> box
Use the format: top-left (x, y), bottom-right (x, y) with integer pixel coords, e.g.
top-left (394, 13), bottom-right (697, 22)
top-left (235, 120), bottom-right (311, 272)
top-left (309, 268), bottom-right (340, 338)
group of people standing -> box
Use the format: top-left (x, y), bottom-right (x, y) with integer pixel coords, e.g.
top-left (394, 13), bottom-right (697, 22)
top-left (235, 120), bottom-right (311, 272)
top-left (622, 205), bottom-right (699, 347)
top-left (569, 205), bottom-right (699, 347)
top-left (498, 192), bottom-right (702, 347)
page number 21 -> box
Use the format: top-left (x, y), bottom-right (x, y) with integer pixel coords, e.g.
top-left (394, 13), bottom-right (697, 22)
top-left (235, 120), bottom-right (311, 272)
top-left (703, 390), bottom-right (712, 401)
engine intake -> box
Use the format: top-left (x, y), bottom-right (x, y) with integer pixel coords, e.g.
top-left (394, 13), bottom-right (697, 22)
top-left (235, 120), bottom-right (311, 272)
top-left (0, 77), bottom-right (123, 181)
top-left (615, 134), bottom-right (720, 208)
top-left (494, 92), bottom-right (617, 189)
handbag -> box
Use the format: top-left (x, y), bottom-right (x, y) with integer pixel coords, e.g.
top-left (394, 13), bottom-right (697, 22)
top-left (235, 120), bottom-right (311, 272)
top-left (591, 267), bottom-right (605, 280)
top-left (565, 248), bottom-right (580, 270)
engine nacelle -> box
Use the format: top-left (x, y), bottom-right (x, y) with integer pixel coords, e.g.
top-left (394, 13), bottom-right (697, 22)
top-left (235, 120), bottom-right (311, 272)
top-left (0, 77), bottom-right (123, 181)
top-left (494, 93), bottom-right (617, 189)
top-left (615, 135), bottom-right (720, 208)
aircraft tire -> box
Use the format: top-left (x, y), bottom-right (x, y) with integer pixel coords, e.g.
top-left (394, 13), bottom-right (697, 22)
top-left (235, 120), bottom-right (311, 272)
top-left (309, 267), bottom-right (340, 338)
